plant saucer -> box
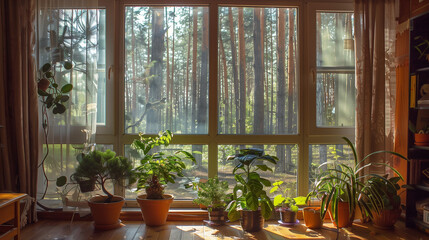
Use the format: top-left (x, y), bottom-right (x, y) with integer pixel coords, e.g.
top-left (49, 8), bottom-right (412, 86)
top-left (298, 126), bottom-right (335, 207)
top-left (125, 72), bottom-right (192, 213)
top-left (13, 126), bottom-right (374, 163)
top-left (278, 219), bottom-right (299, 226)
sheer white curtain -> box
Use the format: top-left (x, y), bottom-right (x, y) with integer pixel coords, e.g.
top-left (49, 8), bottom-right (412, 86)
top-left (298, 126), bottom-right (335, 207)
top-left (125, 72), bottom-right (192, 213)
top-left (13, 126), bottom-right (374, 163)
top-left (354, 0), bottom-right (397, 175)
top-left (36, 0), bottom-right (101, 204)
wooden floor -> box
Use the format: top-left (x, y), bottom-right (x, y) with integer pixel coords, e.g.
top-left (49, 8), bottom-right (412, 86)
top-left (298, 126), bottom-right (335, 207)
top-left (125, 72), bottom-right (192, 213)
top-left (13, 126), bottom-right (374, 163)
top-left (21, 220), bottom-right (429, 240)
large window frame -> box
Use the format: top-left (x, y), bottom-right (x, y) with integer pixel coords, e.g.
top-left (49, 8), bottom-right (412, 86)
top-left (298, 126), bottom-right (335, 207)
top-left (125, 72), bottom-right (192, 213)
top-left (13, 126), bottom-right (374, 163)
top-left (50, 0), bottom-right (355, 204)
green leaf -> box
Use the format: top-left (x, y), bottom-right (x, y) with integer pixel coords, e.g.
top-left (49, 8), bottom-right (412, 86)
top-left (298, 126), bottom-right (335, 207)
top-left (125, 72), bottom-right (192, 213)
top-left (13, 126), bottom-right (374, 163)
top-left (41, 63), bottom-right (51, 72)
top-left (259, 177), bottom-right (271, 187)
top-left (53, 103), bottom-right (66, 114)
top-left (61, 84), bottom-right (73, 93)
top-left (256, 164), bottom-right (268, 171)
top-left (38, 89), bottom-right (49, 96)
top-left (56, 176), bottom-right (67, 187)
top-left (63, 61), bottom-right (73, 70)
top-left (273, 195), bottom-right (285, 206)
top-left (60, 95), bottom-right (70, 102)
top-left (270, 186), bottom-right (279, 194)
top-left (45, 72), bottom-right (53, 78)
top-left (45, 95), bottom-right (54, 108)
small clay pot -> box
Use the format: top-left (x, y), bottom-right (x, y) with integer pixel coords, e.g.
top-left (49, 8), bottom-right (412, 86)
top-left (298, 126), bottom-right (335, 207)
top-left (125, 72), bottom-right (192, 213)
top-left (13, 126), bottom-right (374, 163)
top-left (88, 195), bottom-right (124, 230)
top-left (303, 207), bottom-right (323, 229)
top-left (279, 208), bottom-right (297, 223)
top-left (415, 133), bottom-right (429, 146)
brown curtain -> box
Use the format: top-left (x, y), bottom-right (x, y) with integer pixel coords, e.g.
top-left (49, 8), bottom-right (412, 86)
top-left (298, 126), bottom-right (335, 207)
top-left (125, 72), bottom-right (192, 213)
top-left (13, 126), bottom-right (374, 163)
top-left (354, 0), bottom-right (397, 174)
top-left (0, 0), bottom-right (38, 224)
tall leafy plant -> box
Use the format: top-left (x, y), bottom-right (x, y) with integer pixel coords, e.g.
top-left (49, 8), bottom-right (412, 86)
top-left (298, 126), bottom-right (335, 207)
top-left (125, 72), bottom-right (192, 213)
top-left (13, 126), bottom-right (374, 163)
top-left (226, 148), bottom-right (278, 221)
top-left (306, 137), bottom-right (407, 225)
top-left (132, 130), bottom-right (196, 199)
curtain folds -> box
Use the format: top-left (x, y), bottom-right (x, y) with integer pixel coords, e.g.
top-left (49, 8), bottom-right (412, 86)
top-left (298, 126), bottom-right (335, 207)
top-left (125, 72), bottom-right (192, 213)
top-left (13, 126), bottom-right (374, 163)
top-left (0, 0), bottom-right (38, 225)
top-left (36, 0), bottom-right (100, 202)
top-left (354, 0), bottom-right (397, 174)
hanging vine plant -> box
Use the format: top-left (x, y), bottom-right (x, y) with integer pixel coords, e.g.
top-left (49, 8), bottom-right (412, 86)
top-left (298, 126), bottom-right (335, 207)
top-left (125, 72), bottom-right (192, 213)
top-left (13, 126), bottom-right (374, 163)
top-left (37, 61), bottom-right (73, 204)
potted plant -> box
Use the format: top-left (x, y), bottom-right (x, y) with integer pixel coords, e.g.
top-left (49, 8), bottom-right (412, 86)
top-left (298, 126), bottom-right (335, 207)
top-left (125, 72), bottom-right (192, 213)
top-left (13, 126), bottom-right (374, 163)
top-left (74, 149), bottom-right (136, 230)
top-left (132, 130), bottom-right (196, 227)
top-left (226, 148), bottom-right (278, 232)
top-left (306, 137), bottom-right (407, 228)
top-left (362, 176), bottom-right (403, 229)
top-left (193, 177), bottom-right (229, 226)
top-left (270, 180), bottom-right (300, 225)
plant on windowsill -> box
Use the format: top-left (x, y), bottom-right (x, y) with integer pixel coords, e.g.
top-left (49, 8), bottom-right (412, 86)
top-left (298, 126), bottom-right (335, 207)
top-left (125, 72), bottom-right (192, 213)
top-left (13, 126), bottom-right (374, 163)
top-left (270, 181), bottom-right (305, 225)
top-left (306, 137), bottom-right (407, 229)
top-left (362, 175), bottom-right (403, 229)
top-left (132, 130), bottom-right (196, 227)
top-left (193, 177), bottom-right (229, 226)
top-left (73, 149), bottom-right (136, 230)
top-left (226, 148), bottom-right (278, 232)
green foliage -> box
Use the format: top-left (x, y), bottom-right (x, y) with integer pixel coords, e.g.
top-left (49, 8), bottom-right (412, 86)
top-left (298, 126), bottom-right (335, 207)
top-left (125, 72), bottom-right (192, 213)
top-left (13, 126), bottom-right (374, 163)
top-left (193, 177), bottom-right (229, 210)
top-left (269, 180), bottom-right (301, 212)
top-left (73, 149), bottom-right (136, 201)
top-left (306, 137), bottom-right (408, 225)
top-left (37, 62), bottom-right (73, 115)
top-left (226, 148), bottom-right (278, 221)
top-left (132, 130), bottom-right (196, 199)
top-left (362, 176), bottom-right (402, 211)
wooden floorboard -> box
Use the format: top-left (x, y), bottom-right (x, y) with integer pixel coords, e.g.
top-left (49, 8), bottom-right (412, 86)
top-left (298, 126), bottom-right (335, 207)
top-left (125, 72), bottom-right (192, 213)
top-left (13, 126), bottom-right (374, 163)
top-left (21, 220), bottom-right (429, 240)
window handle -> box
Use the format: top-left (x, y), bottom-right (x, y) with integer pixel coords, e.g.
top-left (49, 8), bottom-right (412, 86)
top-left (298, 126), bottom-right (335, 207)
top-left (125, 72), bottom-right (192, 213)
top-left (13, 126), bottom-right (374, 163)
top-left (108, 65), bottom-right (113, 81)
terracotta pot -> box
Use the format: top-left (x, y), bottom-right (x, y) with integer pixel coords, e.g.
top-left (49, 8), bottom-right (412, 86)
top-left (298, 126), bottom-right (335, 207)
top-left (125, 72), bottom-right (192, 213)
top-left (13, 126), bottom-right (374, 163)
top-left (240, 210), bottom-right (264, 232)
top-left (137, 194), bottom-right (174, 227)
top-left (279, 208), bottom-right (297, 223)
top-left (372, 208), bottom-right (401, 229)
top-left (208, 208), bottom-right (225, 225)
top-left (415, 133), bottom-right (429, 146)
top-left (328, 201), bottom-right (354, 228)
top-left (88, 195), bottom-right (124, 230)
top-left (303, 207), bottom-right (323, 229)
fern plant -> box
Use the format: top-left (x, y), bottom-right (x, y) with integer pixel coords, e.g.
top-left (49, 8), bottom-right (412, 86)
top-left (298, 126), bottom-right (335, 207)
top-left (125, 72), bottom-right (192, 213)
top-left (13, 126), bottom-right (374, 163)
top-left (193, 177), bottom-right (229, 211)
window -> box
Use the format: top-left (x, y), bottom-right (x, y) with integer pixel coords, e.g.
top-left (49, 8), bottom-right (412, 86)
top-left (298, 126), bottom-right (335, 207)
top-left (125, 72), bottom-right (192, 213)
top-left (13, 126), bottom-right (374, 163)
top-left (39, 1), bottom-right (356, 203)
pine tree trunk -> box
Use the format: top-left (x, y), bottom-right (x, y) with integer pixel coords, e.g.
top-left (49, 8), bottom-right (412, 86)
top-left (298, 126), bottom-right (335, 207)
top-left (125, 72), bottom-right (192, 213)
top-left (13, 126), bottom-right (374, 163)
top-left (147, 7), bottom-right (164, 133)
top-left (220, 34), bottom-right (229, 133)
top-left (191, 7), bottom-right (198, 134)
top-left (253, 8), bottom-right (264, 137)
top-left (276, 8), bottom-right (286, 172)
top-left (228, 7), bottom-right (240, 134)
top-left (286, 9), bottom-right (296, 172)
top-left (238, 8), bottom-right (246, 135)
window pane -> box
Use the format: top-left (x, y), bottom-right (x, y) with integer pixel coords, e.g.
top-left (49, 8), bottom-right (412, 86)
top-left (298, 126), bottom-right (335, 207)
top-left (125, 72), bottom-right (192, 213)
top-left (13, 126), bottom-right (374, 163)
top-left (124, 145), bottom-right (208, 200)
top-left (308, 144), bottom-right (355, 190)
top-left (124, 7), bottom-right (209, 134)
top-left (218, 144), bottom-right (298, 198)
top-left (218, 7), bottom-right (298, 135)
top-left (316, 73), bottom-right (355, 127)
top-left (316, 12), bottom-right (355, 127)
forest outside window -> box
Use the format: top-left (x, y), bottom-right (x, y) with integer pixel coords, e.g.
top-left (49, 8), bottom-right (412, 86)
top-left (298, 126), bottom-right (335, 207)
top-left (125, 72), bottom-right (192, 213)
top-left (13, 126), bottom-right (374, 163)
top-left (316, 12), bottom-right (355, 128)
